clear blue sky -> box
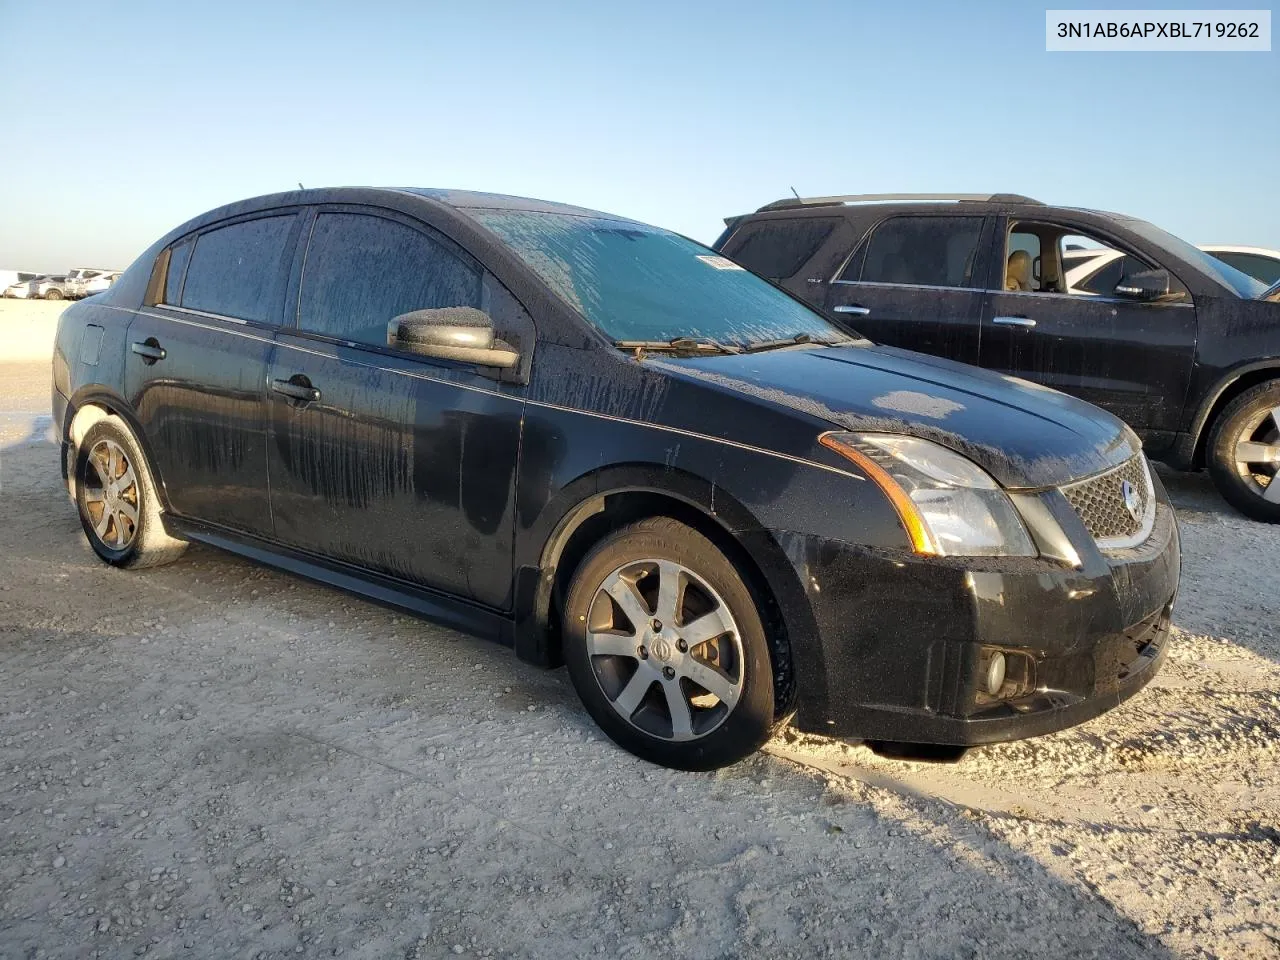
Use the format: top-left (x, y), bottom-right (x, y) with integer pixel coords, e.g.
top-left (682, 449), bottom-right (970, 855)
top-left (1, 0), bottom-right (1276, 272)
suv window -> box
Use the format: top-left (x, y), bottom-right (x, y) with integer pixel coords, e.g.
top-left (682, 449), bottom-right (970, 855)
top-left (726, 217), bottom-right (838, 280)
top-left (297, 213), bottom-right (482, 348)
top-left (853, 216), bottom-right (984, 287)
top-left (181, 216), bottom-right (294, 322)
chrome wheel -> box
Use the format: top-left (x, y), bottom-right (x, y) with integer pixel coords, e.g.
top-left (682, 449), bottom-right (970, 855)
top-left (584, 558), bottom-right (744, 742)
top-left (82, 438), bottom-right (140, 550)
top-left (1233, 405), bottom-right (1280, 504)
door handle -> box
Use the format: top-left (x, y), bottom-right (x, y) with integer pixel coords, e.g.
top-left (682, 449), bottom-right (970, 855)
top-left (270, 378), bottom-right (321, 403)
top-left (833, 305), bottom-right (871, 317)
top-left (992, 316), bottom-right (1036, 328)
top-left (130, 339), bottom-right (166, 363)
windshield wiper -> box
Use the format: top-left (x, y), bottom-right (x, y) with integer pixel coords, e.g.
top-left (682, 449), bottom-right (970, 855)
top-left (739, 332), bottom-right (843, 354)
top-left (615, 337), bottom-right (742, 357)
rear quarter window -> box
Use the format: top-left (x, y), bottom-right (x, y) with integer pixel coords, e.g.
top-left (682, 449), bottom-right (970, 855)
top-left (724, 217), bottom-right (839, 280)
top-left (180, 215), bottom-right (294, 323)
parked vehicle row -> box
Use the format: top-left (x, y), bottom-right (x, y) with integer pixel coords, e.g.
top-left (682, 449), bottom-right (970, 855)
top-left (714, 194), bottom-right (1280, 522)
top-left (53, 187), bottom-right (1180, 770)
top-left (4, 267), bottom-right (120, 300)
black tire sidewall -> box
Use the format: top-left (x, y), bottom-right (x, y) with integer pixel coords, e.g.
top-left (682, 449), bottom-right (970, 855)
top-left (1207, 383), bottom-right (1280, 523)
top-left (563, 519), bottom-right (776, 771)
top-left (75, 420), bottom-right (151, 566)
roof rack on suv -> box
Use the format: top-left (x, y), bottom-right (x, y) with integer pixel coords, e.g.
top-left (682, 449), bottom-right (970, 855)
top-left (756, 193), bottom-right (1042, 212)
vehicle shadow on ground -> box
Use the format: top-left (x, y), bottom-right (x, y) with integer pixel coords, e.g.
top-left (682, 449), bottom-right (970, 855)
top-left (0, 435), bottom-right (1186, 959)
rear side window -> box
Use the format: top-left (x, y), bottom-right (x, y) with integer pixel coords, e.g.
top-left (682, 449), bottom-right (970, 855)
top-left (163, 238), bottom-right (194, 305)
top-left (297, 213), bottom-right (482, 348)
top-left (725, 217), bottom-right (838, 280)
top-left (1210, 251), bottom-right (1280, 286)
top-left (180, 216), bottom-right (294, 323)
top-left (854, 216), bottom-right (984, 287)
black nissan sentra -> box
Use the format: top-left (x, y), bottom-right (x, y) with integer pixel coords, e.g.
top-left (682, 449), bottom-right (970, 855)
top-left (52, 188), bottom-right (1180, 769)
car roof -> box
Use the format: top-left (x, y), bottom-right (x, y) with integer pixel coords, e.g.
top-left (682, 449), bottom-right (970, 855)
top-left (1199, 244), bottom-right (1280, 257)
top-left (393, 188), bottom-right (637, 223)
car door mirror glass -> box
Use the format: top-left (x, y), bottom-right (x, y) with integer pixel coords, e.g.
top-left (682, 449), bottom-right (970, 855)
top-left (388, 307), bottom-right (520, 368)
top-left (1114, 268), bottom-right (1173, 302)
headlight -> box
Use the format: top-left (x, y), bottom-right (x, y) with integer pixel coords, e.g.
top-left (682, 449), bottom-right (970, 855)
top-left (819, 432), bottom-right (1036, 557)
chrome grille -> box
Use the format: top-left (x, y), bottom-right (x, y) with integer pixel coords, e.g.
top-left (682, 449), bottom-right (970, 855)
top-left (1060, 455), bottom-right (1154, 548)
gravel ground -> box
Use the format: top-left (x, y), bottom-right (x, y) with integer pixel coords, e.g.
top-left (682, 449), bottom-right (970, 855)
top-left (1, 341), bottom-right (1278, 959)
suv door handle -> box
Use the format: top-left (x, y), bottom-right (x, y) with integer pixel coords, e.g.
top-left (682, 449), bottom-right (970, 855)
top-left (833, 305), bottom-right (871, 317)
top-left (992, 316), bottom-right (1036, 328)
top-left (130, 339), bottom-right (166, 363)
top-left (271, 377), bottom-right (321, 403)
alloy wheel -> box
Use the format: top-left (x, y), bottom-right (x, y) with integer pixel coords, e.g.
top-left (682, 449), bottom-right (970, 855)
top-left (1232, 405), bottom-right (1280, 505)
top-left (584, 558), bottom-right (744, 742)
top-left (82, 438), bottom-right (140, 550)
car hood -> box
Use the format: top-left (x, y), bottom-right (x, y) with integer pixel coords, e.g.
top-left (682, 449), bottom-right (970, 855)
top-left (661, 343), bottom-right (1139, 489)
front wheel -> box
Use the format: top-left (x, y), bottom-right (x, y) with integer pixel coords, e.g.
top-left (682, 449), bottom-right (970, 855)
top-left (1206, 381), bottom-right (1280, 522)
top-left (563, 517), bottom-right (778, 770)
top-left (43, 289), bottom-right (63, 301)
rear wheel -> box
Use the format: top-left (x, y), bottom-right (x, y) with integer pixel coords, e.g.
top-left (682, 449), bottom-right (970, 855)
top-left (563, 517), bottom-right (778, 770)
top-left (43, 288), bottom-right (63, 301)
top-left (75, 417), bottom-right (187, 568)
top-left (1207, 381), bottom-right (1280, 523)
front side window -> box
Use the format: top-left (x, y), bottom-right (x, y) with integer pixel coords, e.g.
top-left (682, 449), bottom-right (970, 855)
top-left (296, 213), bottom-right (482, 348)
top-left (471, 211), bottom-right (845, 345)
top-left (854, 216), bottom-right (984, 288)
top-left (181, 216), bottom-right (294, 322)
top-left (725, 217), bottom-right (839, 280)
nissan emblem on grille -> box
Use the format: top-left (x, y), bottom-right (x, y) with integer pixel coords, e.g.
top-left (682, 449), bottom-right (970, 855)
top-left (1060, 455), bottom-right (1152, 547)
top-left (1121, 479), bottom-right (1141, 521)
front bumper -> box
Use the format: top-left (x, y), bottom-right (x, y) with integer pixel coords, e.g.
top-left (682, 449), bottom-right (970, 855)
top-left (772, 498), bottom-right (1180, 746)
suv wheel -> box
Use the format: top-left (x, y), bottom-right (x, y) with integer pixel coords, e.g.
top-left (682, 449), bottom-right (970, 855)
top-left (74, 417), bottom-right (188, 568)
top-left (563, 517), bottom-right (778, 770)
top-left (44, 288), bottom-right (63, 301)
top-left (1207, 381), bottom-right (1280, 522)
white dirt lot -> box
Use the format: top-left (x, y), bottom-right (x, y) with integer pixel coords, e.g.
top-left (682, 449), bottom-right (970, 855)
top-left (1, 299), bottom-right (1277, 959)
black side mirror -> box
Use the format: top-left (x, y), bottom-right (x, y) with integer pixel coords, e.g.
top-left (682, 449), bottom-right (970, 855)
top-left (1114, 268), bottom-right (1174, 302)
top-left (388, 307), bottom-right (519, 369)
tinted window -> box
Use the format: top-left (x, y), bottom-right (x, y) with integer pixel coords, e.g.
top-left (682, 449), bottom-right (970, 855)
top-left (1210, 251), bottom-right (1280, 286)
top-left (725, 218), bottom-right (838, 280)
top-left (856, 217), bottom-right (983, 287)
top-left (297, 213), bottom-right (481, 347)
top-left (473, 211), bottom-right (848, 345)
top-left (163, 239), bottom-right (193, 305)
top-left (181, 216), bottom-right (293, 322)
top-left (1077, 256), bottom-right (1128, 295)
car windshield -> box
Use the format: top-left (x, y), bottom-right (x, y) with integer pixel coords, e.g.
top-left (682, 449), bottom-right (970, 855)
top-left (1124, 219), bottom-right (1268, 299)
top-left (471, 210), bottom-right (850, 346)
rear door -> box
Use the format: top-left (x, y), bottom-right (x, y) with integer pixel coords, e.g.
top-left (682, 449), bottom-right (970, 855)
top-left (979, 218), bottom-right (1197, 440)
top-left (822, 214), bottom-right (992, 365)
top-left (266, 207), bottom-right (526, 609)
top-left (124, 212), bottom-right (300, 533)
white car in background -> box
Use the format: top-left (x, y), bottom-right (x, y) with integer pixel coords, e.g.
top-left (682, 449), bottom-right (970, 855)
top-left (1065, 243), bottom-right (1280, 295)
top-left (64, 267), bottom-right (117, 299)
top-left (81, 270), bottom-right (121, 296)
top-left (0, 270), bottom-right (41, 293)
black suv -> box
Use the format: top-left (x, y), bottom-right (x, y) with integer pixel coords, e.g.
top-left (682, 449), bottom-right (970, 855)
top-left (715, 194), bottom-right (1280, 521)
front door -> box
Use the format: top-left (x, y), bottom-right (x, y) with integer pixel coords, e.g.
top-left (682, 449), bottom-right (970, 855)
top-left (124, 213), bottom-right (299, 533)
top-left (822, 213), bottom-right (992, 365)
top-left (266, 209), bottom-right (524, 610)
top-left (979, 219), bottom-right (1197, 440)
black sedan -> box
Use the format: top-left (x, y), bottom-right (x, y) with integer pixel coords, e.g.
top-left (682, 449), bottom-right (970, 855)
top-left (51, 188), bottom-right (1180, 769)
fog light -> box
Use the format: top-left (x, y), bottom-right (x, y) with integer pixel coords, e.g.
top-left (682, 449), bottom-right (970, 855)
top-left (985, 651), bottom-right (1007, 697)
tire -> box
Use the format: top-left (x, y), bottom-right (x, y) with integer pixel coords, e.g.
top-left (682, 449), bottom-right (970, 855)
top-left (1206, 380), bottom-right (1280, 523)
top-left (43, 288), bottom-right (63, 301)
top-left (74, 416), bottom-right (188, 568)
top-left (563, 517), bottom-right (778, 770)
